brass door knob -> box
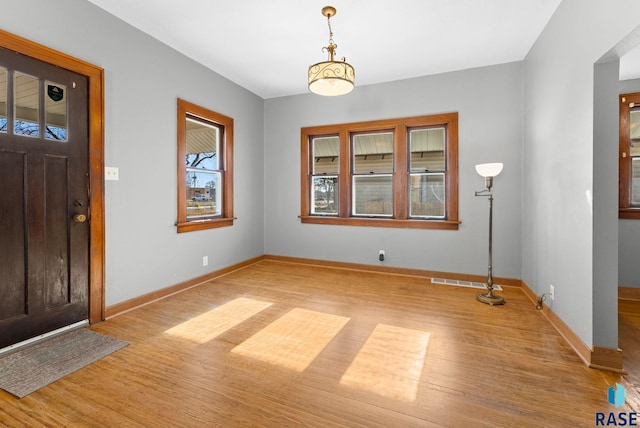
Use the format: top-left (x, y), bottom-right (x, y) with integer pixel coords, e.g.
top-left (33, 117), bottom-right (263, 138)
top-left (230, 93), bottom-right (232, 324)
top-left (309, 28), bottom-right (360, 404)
top-left (73, 213), bottom-right (87, 223)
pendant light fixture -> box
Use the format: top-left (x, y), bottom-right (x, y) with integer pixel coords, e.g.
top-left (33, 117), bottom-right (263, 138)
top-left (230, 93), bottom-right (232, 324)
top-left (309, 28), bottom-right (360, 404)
top-left (308, 6), bottom-right (355, 96)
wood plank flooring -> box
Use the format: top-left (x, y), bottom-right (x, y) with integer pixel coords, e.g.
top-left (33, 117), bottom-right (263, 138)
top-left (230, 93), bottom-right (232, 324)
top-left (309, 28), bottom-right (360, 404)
top-left (1, 260), bottom-right (638, 427)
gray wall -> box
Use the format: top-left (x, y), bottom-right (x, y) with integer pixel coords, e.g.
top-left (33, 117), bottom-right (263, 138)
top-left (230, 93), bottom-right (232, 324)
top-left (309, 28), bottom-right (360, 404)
top-left (593, 59), bottom-right (620, 349)
top-left (523, 0), bottom-right (640, 349)
top-left (264, 62), bottom-right (523, 279)
top-left (619, 77), bottom-right (640, 94)
top-left (0, 0), bottom-right (266, 305)
top-left (619, 220), bottom-right (640, 287)
top-left (619, 78), bottom-right (640, 287)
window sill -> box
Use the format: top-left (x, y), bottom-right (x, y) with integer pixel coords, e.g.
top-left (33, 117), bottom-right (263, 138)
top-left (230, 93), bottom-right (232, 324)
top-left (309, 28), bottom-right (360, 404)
top-left (619, 208), bottom-right (640, 220)
top-left (177, 218), bottom-right (235, 233)
top-left (299, 215), bottom-right (460, 230)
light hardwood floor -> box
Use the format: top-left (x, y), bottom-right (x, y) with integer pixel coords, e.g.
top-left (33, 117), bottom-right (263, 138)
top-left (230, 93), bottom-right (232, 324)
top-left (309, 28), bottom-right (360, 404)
top-left (1, 260), bottom-right (638, 427)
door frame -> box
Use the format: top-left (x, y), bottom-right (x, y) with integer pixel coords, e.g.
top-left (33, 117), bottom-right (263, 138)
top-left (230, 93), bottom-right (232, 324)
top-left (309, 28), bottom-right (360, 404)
top-left (0, 29), bottom-right (105, 324)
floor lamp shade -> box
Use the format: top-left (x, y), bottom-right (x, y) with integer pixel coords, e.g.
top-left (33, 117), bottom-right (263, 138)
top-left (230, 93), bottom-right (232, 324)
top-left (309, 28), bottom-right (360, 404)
top-left (475, 162), bottom-right (503, 178)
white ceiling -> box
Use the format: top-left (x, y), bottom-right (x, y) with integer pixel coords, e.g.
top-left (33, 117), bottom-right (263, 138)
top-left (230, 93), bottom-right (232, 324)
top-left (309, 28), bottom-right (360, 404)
top-left (87, 0), bottom-right (640, 99)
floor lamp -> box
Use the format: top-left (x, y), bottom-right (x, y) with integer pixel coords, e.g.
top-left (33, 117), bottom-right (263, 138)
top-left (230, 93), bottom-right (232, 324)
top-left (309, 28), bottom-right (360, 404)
top-left (474, 163), bottom-right (505, 305)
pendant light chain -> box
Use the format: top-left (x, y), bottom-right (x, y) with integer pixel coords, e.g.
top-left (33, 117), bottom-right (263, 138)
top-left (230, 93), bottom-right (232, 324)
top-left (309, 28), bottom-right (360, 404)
top-left (323, 11), bottom-right (337, 61)
top-left (326, 13), bottom-right (335, 47)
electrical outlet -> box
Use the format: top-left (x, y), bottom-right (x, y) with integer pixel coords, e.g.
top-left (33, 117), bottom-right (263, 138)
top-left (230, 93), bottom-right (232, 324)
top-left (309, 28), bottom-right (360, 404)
top-left (105, 166), bottom-right (119, 181)
top-left (202, 256), bottom-right (209, 266)
top-left (378, 250), bottom-right (385, 262)
top-left (549, 284), bottom-right (555, 300)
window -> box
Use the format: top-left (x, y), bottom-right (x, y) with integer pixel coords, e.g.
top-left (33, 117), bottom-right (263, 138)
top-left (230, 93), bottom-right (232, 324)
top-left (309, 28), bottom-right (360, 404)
top-left (300, 113), bottom-right (459, 229)
top-left (177, 99), bottom-right (234, 232)
top-left (311, 135), bottom-right (340, 215)
top-left (409, 127), bottom-right (447, 218)
top-left (620, 93), bottom-right (640, 219)
top-left (0, 67), bottom-right (5, 132)
top-left (352, 131), bottom-right (394, 217)
top-left (0, 68), bottom-right (68, 140)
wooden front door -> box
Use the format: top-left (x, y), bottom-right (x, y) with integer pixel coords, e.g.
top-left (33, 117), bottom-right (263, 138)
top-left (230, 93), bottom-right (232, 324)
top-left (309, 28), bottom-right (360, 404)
top-left (0, 46), bottom-right (90, 348)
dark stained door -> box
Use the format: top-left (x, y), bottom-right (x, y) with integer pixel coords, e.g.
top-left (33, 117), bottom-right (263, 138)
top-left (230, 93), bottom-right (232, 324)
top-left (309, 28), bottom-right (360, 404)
top-left (0, 46), bottom-right (89, 348)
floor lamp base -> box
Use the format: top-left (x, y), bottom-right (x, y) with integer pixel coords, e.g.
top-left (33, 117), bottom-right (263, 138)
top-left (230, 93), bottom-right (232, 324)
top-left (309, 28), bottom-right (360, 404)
top-left (476, 291), bottom-right (505, 306)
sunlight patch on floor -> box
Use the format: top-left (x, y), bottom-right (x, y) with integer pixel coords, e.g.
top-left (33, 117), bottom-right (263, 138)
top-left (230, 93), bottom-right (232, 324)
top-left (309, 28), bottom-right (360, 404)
top-left (340, 324), bottom-right (430, 402)
top-left (231, 308), bottom-right (350, 371)
top-left (165, 297), bottom-right (272, 343)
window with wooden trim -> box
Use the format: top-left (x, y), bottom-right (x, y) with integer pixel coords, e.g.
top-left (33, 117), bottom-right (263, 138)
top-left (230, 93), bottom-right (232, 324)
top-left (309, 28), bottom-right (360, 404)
top-left (620, 93), bottom-right (640, 219)
top-left (176, 99), bottom-right (234, 232)
top-left (300, 113), bottom-right (459, 230)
